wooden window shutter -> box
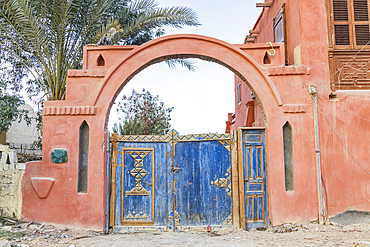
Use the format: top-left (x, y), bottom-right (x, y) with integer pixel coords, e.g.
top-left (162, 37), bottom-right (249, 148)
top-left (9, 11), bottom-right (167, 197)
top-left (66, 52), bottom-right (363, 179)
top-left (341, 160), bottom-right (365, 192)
top-left (354, 0), bottom-right (369, 21)
top-left (273, 5), bottom-right (285, 43)
top-left (353, 0), bottom-right (370, 46)
top-left (355, 24), bottom-right (370, 44)
top-left (330, 0), bottom-right (370, 90)
top-left (333, 0), bottom-right (349, 21)
top-left (335, 24), bottom-right (351, 45)
top-left (332, 0), bottom-right (351, 46)
top-left (273, 4), bottom-right (288, 64)
top-left (331, 0), bottom-right (370, 48)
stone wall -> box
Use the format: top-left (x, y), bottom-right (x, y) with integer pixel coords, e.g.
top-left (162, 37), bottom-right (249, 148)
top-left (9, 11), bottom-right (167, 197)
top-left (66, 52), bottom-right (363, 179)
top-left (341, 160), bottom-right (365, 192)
top-left (0, 144), bottom-right (25, 218)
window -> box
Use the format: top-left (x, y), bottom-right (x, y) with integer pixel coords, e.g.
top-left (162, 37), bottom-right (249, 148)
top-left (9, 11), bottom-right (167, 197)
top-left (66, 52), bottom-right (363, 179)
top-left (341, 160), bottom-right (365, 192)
top-left (283, 122), bottom-right (294, 191)
top-left (78, 121), bottom-right (89, 193)
top-left (273, 4), bottom-right (288, 65)
top-left (97, 54), bottom-right (105, 66)
top-left (237, 82), bottom-right (241, 105)
top-left (332, 0), bottom-right (370, 48)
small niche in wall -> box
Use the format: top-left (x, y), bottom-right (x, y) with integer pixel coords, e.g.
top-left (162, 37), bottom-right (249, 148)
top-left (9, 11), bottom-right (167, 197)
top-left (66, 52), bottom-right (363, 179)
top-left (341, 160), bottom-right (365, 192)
top-left (283, 121), bottom-right (294, 191)
top-left (263, 52), bottom-right (271, 64)
top-left (78, 121), bottom-right (89, 193)
top-left (97, 54), bottom-right (105, 67)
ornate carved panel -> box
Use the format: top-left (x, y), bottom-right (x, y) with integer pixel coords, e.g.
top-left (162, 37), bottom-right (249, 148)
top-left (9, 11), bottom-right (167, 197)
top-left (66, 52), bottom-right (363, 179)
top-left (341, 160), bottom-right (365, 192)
top-left (330, 52), bottom-right (370, 90)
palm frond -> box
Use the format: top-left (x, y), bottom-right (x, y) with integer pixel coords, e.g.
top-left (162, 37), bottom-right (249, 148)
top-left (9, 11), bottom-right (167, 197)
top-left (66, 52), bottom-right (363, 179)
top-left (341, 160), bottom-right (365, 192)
top-left (116, 0), bottom-right (200, 42)
top-left (0, 0), bottom-right (200, 100)
top-left (165, 58), bottom-right (196, 72)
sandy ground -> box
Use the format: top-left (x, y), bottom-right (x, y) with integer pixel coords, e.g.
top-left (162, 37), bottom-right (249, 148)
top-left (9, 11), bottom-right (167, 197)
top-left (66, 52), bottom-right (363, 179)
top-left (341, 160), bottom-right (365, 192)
top-left (1, 222), bottom-right (370, 246)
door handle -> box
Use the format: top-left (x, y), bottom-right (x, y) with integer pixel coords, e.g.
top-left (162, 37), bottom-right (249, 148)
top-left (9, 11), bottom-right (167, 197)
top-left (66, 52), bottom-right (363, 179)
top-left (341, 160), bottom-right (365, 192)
top-left (244, 178), bottom-right (249, 182)
top-left (171, 167), bottom-right (181, 173)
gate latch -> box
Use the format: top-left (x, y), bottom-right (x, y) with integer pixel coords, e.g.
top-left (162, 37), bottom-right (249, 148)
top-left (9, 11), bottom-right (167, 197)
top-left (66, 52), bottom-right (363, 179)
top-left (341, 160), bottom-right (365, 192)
top-left (171, 167), bottom-right (181, 173)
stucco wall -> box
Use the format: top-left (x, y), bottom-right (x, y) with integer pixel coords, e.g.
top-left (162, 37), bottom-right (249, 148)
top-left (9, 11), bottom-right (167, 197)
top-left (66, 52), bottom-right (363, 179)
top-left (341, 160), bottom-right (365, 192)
top-left (252, 0), bottom-right (302, 65)
top-left (319, 92), bottom-right (370, 216)
top-left (235, 0), bottom-right (370, 222)
top-left (233, 75), bottom-right (265, 128)
top-left (19, 0), bottom-right (370, 229)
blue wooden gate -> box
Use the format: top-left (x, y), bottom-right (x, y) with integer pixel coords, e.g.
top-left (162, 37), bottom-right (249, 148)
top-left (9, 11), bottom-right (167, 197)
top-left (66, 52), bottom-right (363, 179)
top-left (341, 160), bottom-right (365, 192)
top-left (109, 130), bottom-right (233, 231)
top-left (239, 128), bottom-right (268, 229)
top-left (170, 130), bottom-right (233, 231)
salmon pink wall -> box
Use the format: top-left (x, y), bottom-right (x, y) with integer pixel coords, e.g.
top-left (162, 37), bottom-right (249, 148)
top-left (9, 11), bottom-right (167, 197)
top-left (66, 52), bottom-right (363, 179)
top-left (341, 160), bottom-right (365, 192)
top-left (21, 28), bottom-right (345, 230)
top-left (235, 0), bottom-right (370, 221)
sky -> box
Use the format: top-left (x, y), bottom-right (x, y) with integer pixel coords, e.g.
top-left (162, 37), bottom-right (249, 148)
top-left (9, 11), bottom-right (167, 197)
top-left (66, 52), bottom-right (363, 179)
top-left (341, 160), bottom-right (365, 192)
top-left (108, 0), bottom-right (262, 135)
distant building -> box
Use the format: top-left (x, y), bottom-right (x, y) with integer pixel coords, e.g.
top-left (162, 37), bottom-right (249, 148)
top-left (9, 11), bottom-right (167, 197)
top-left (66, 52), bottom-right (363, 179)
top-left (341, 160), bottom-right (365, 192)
top-left (0, 104), bottom-right (41, 155)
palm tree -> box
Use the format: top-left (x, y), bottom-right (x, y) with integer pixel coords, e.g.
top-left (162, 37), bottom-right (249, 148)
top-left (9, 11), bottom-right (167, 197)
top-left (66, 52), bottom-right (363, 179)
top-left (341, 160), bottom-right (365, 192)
top-left (0, 0), bottom-right (199, 100)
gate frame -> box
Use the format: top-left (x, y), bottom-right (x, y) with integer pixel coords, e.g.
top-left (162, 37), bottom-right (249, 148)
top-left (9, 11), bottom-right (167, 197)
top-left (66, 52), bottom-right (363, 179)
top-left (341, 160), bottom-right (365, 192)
top-left (20, 34), bottom-right (320, 231)
top-left (109, 130), bottom-right (236, 231)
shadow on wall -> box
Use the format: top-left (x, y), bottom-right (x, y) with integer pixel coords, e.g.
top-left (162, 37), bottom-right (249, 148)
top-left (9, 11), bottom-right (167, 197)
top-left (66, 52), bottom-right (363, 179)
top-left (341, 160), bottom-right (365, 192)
top-left (330, 210), bottom-right (370, 225)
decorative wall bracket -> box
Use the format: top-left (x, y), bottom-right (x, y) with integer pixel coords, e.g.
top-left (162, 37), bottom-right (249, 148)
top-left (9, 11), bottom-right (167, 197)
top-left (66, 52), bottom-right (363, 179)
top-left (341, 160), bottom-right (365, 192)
top-left (282, 104), bottom-right (307, 113)
top-left (31, 177), bottom-right (55, 199)
top-left (211, 167), bottom-right (232, 197)
top-left (43, 106), bottom-right (97, 116)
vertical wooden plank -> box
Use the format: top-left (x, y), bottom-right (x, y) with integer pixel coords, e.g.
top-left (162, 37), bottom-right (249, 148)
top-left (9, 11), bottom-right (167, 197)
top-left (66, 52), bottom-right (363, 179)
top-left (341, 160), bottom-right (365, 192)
top-left (105, 131), bottom-right (111, 232)
top-left (109, 133), bottom-right (118, 227)
top-left (231, 130), bottom-right (240, 229)
top-left (237, 128), bottom-right (246, 229)
top-left (262, 131), bottom-right (269, 227)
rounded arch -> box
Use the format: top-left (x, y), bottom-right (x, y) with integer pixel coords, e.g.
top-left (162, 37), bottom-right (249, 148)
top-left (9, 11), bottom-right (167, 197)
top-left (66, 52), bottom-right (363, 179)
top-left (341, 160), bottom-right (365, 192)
top-left (92, 34), bottom-right (283, 128)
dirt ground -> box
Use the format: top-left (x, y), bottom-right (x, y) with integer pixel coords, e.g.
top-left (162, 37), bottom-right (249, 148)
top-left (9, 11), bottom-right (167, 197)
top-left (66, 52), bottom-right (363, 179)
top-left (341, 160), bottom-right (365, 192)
top-left (1, 220), bottom-right (370, 247)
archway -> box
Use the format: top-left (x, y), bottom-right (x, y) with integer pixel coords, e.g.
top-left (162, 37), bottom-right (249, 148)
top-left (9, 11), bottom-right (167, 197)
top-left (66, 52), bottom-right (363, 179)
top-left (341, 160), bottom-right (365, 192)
top-left (92, 35), bottom-right (282, 129)
top-left (21, 34), bottom-right (296, 231)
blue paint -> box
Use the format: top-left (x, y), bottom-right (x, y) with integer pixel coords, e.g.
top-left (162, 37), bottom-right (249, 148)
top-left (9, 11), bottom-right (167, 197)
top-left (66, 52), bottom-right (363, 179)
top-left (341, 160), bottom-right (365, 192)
top-left (122, 150), bottom-right (153, 222)
top-left (249, 183), bottom-right (262, 190)
top-left (115, 165), bottom-right (122, 226)
top-left (115, 141), bottom-right (170, 227)
top-left (174, 140), bottom-right (232, 227)
top-left (112, 131), bottom-right (232, 230)
top-left (242, 129), bottom-right (268, 229)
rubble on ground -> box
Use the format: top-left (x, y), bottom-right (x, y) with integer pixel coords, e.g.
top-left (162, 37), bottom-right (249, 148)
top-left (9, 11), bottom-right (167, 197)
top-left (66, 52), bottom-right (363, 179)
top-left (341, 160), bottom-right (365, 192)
top-left (0, 214), bottom-right (102, 247)
top-left (0, 215), bottom-right (370, 247)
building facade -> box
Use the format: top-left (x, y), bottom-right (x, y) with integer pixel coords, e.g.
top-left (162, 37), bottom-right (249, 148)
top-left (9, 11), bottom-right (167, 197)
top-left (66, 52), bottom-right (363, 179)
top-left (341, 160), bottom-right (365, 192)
top-left (19, 0), bottom-right (370, 231)
top-left (231, 0), bottom-right (370, 223)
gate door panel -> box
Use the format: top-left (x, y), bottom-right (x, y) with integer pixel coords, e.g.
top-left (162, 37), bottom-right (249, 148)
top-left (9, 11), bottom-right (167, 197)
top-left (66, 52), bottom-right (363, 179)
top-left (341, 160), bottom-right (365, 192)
top-left (121, 148), bottom-right (154, 224)
top-left (110, 131), bottom-right (233, 231)
top-left (240, 128), bottom-right (268, 229)
top-left (111, 135), bottom-right (171, 228)
top-left (172, 132), bottom-right (233, 230)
